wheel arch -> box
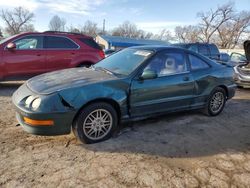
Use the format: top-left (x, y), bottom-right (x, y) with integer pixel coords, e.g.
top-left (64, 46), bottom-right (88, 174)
top-left (72, 98), bottom-right (121, 128)
top-left (76, 61), bottom-right (94, 67)
top-left (216, 85), bottom-right (229, 99)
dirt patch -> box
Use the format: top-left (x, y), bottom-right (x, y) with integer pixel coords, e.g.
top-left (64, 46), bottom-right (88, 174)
top-left (0, 82), bottom-right (250, 187)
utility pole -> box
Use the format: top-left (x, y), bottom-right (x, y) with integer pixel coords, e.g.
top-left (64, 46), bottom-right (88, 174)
top-left (103, 19), bottom-right (106, 34)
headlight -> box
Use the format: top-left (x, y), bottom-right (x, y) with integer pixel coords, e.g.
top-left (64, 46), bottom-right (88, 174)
top-left (25, 96), bottom-right (35, 107)
top-left (31, 98), bottom-right (41, 110)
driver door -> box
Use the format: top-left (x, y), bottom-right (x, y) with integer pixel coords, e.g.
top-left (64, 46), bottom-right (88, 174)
top-left (3, 35), bottom-right (45, 77)
top-left (130, 50), bottom-right (195, 117)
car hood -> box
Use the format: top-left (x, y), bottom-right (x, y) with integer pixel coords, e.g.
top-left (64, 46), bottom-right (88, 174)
top-left (244, 40), bottom-right (250, 61)
top-left (27, 68), bottom-right (116, 95)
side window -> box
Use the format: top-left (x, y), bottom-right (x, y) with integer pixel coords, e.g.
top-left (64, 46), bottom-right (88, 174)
top-left (198, 45), bottom-right (209, 56)
top-left (14, 36), bottom-right (43, 50)
top-left (230, 53), bottom-right (247, 62)
top-left (189, 54), bottom-right (210, 70)
top-left (145, 52), bottom-right (187, 77)
top-left (45, 36), bottom-right (78, 49)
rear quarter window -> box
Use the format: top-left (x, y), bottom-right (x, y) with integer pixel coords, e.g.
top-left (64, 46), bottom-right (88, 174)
top-left (189, 54), bottom-right (210, 70)
top-left (78, 38), bottom-right (102, 50)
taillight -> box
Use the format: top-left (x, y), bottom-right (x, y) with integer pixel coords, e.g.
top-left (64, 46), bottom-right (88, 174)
top-left (99, 50), bottom-right (105, 59)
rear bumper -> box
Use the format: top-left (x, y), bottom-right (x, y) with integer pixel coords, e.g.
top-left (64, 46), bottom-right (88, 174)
top-left (234, 76), bottom-right (250, 88)
top-left (235, 81), bottom-right (250, 88)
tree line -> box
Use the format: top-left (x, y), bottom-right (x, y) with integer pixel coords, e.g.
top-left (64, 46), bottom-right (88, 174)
top-left (0, 2), bottom-right (249, 49)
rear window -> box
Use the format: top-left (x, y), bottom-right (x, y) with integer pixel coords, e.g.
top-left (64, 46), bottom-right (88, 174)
top-left (78, 38), bottom-right (102, 50)
top-left (189, 54), bottom-right (210, 70)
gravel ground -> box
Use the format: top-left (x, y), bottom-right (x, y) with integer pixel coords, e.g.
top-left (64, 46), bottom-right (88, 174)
top-left (0, 82), bottom-right (250, 188)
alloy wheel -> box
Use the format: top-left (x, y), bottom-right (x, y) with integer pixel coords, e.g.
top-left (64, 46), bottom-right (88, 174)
top-left (83, 109), bottom-right (113, 140)
top-left (210, 91), bottom-right (225, 114)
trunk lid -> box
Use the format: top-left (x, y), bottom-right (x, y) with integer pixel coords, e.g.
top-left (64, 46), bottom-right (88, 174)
top-left (244, 40), bottom-right (250, 61)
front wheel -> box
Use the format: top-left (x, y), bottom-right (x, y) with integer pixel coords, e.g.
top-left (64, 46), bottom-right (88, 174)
top-left (204, 87), bottom-right (226, 116)
top-left (73, 102), bottom-right (118, 144)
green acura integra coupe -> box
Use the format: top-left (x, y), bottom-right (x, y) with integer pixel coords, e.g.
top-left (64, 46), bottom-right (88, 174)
top-left (12, 46), bottom-right (236, 144)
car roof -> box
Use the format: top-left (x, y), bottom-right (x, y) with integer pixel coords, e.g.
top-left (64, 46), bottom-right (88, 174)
top-left (16, 31), bottom-right (92, 39)
top-left (129, 45), bottom-right (193, 53)
top-left (173, 42), bottom-right (216, 45)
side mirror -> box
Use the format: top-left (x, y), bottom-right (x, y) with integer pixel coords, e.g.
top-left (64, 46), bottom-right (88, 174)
top-left (140, 69), bottom-right (157, 80)
top-left (6, 42), bottom-right (16, 50)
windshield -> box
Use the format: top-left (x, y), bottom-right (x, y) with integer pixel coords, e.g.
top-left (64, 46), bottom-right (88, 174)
top-left (94, 48), bottom-right (154, 76)
top-left (0, 34), bottom-right (18, 45)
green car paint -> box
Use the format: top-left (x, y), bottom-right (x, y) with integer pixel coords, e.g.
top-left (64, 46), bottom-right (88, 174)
top-left (12, 46), bottom-right (236, 136)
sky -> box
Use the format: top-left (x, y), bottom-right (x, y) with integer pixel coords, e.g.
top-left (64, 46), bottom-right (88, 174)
top-left (0, 0), bottom-right (249, 34)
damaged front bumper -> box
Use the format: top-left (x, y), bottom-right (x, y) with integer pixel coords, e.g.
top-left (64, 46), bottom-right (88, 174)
top-left (12, 84), bottom-right (77, 136)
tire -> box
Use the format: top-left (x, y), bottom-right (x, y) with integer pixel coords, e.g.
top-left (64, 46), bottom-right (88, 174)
top-left (73, 102), bottom-right (118, 144)
top-left (78, 63), bottom-right (91, 68)
top-left (204, 87), bottom-right (226, 116)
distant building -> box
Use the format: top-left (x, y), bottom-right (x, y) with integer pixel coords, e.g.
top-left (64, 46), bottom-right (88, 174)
top-left (96, 35), bottom-right (169, 50)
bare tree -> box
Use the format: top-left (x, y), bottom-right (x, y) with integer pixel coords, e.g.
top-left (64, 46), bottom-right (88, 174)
top-left (217, 11), bottom-right (250, 48)
top-left (22, 24), bottom-right (35, 32)
top-left (112, 21), bottom-right (139, 38)
top-left (0, 7), bottom-right (35, 35)
top-left (112, 21), bottom-right (153, 39)
top-left (197, 3), bottom-right (234, 43)
top-left (153, 29), bottom-right (174, 41)
top-left (49, 15), bottom-right (66, 31)
top-left (175, 25), bottom-right (202, 43)
top-left (81, 20), bottom-right (99, 37)
top-left (174, 2), bottom-right (250, 48)
top-left (144, 32), bottom-right (154, 39)
top-left (68, 25), bottom-right (81, 33)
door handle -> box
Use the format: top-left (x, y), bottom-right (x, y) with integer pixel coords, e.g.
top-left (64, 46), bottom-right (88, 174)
top-left (183, 76), bottom-right (189, 81)
top-left (36, 54), bottom-right (41, 56)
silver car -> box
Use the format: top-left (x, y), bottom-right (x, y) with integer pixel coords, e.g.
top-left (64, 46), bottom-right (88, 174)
top-left (234, 40), bottom-right (250, 88)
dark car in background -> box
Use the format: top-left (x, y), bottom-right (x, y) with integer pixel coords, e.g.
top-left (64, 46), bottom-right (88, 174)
top-left (13, 46), bottom-right (236, 144)
top-left (0, 31), bottom-right (104, 81)
top-left (172, 42), bottom-right (220, 60)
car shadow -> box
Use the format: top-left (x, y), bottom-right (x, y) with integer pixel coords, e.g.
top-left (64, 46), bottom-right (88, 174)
top-left (85, 97), bottom-right (250, 158)
top-left (0, 82), bottom-right (24, 97)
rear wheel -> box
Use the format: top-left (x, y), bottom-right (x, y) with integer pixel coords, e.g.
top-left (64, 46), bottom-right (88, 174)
top-left (77, 63), bottom-right (91, 68)
top-left (73, 102), bottom-right (118, 144)
top-left (204, 87), bottom-right (226, 116)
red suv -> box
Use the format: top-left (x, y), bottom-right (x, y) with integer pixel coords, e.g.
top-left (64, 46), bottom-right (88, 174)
top-left (0, 31), bottom-right (104, 81)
